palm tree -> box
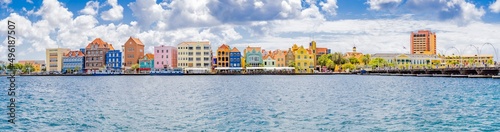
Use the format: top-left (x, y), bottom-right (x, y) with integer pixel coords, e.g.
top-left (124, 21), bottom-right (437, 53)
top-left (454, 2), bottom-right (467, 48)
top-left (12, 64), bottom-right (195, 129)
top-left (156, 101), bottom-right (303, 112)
top-left (362, 54), bottom-right (371, 67)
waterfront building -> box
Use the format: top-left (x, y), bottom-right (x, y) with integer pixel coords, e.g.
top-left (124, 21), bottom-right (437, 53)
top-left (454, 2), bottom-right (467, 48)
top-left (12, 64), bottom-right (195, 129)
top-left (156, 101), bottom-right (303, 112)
top-left (217, 44), bottom-right (230, 68)
top-left (230, 47), bottom-right (241, 67)
top-left (411, 30), bottom-right (436, 55)
top-left (285, 48), bottom-right (295, 67)
top-left (372, 53), bottom-right (443, 68)
top-left (46, 48), bottom-right (70, 72)
top-left (139, 53), bottom-right (155, 72)
top-left (84, 38), bottom-right (114, 71)
top-left (177, 41), bottom-right (212, 73)
top-left (106, 50), bottom-right (122, 71)
top-left (122, 37), bottom-right (145, 69)
top-left (244, 46), bottom-right (263, 67)
top-left (263, 53), bottom-right (276, 67)
top-left (444, 54), bottom-right (494, 66)
top-left (18, 60), bottom-right (45, 72)
top-left (344, 46), bottom-right (364, 65)
top-left (294, 45), bottom-right (314, 73)
top-left (62, 51), bottom-right (85, 73)
top-left (309, 41), bottom-right (317, 67)
top-left (273, 50), bottom-right (286, 67)
top-left (154, 45), bottom-right (177, 70)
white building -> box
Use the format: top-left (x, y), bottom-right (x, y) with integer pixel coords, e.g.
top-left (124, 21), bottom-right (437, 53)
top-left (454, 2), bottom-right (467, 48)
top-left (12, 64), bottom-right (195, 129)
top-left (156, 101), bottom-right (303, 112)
top-left (176, 41), bottom-right (212, 73)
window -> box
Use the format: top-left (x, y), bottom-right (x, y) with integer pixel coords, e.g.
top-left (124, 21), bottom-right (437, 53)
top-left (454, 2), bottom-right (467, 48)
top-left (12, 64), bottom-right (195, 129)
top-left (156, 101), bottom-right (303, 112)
top-left (196, 46), bottom-right (201, 50)
top-left (204, 52), bottom-right (210, 55)
top-left (196, 52), bottom-right (201, 56)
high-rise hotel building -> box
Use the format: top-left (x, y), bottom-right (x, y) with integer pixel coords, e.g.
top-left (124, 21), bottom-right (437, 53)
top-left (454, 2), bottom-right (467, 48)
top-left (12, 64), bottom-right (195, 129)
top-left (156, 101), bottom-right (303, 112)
top-left (410, 30), bottom-right (436, 55)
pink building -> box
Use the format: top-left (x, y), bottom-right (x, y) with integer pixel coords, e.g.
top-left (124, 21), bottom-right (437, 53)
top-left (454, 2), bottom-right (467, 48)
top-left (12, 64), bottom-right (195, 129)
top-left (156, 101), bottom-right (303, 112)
top-left (154, 45), bottom-right (177, 69)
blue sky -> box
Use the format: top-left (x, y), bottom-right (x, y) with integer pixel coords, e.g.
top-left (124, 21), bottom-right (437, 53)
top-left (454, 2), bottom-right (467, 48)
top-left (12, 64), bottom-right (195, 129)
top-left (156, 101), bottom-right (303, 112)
top-left (1, 0), bottom-right (500, 61)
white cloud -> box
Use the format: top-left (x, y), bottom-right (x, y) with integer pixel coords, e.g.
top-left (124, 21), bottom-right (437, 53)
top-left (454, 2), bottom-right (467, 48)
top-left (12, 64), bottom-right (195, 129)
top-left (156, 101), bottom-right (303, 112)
top-left (320, 0), bottom-right (338, 16)
top-left (101, 0), bottom-right (124, 21)
top-left (367, 0), bottom-right (402, 11)
top-left (26, 0), bottom-right (33, 4)
top-left (0, 0), bottom-right (11, 8)
top-left (405, 0), bottom-right (485, 25)
top-left (33, 0), bottom-right (73, 29)
top-left (254, 1), bottom-right (264, 8)
top-left (79, 1), bottom-right (100, 16)
top-left (490, 0), bottom-right (500, 13)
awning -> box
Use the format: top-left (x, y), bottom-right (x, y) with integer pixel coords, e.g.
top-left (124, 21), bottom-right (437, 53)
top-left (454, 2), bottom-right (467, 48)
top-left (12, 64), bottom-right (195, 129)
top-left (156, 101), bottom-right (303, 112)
top-left (215, 67), bottom-right (243, 70)
top-left (184, 68), bottom-right (210, 71)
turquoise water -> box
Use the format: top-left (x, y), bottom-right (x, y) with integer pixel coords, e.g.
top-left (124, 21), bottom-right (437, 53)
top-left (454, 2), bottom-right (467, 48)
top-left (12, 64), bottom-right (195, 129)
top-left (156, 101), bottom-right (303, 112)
top-left (0, 75), bottom-right (499, 131)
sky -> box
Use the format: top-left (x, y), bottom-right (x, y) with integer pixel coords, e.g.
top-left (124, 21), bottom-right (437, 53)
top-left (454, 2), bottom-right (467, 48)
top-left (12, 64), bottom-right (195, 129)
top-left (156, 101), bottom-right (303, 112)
top-left (1, 0), bottom-right (500, 62)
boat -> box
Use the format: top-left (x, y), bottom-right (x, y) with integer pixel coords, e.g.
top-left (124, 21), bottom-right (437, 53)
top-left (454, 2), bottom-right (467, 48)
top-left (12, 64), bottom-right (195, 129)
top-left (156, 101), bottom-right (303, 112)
top-left (89, 70), bottom-right (123, 76)
top-left (150, 69), bottom-right (183, 75)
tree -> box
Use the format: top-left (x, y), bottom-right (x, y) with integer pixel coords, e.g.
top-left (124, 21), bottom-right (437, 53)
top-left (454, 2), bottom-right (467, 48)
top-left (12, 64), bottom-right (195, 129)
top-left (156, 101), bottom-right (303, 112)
top-left (341, 63), bottom-right (356, 72)
top-left (23, 63), bottom-right (34, 73)
top-left (131, 64), bottom-right (140, 73)
top-left (74, 66), bottom-right (81, 72)
top-left (318, 54), bottom-right (332, 67)
top-left (288, 61), bottom-right (295, 67)
top-left (349, 57), bottom-right (360, 65)
top-left (368, 58), bottom-right (387, 69)
top-left (362, 54), bottom-right (371, 66)
top-left (331, 52), bottom-right (346, 66)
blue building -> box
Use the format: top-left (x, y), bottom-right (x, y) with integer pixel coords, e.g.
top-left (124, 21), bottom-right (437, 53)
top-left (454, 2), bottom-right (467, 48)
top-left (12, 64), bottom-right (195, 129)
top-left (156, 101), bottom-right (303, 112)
top-left (62, 50), bottom-right (85, 73)
top-left (244, 47), bottom-right (263, 67)
top-left (230, 47), bottom-right (241, 67)
top-left (106, 50), bottom-right (122, 70)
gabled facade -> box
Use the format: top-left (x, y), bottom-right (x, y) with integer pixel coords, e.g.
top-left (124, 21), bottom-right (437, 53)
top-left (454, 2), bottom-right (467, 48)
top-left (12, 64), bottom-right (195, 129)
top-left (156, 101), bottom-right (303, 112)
top-left (244, 46), bottom-right (263, 67)
top-left (139, 53), bottom-right (155, 71)
top-left (294, 46), bottom-right (314, 73)
top-left (85, 38), bottom-right (114, 70)
top-left (263, 54), bottom-right (276, 67)
top-left (274, 50), bottom-right (286, 67)
top-left (106, 50), bottom-right (122, 70)
top-left (122, 37), bottom-right (145, 68)
top-left (285, 48), bottom-right (295, 67)
top-left (217, 44), bottom-right (230, 67)
top-left (63, 50), bottom-right (85, 73)
top-left (154, 45), bottom-right (177, 69)
top-left (230, 47), bottom-right (241, 67)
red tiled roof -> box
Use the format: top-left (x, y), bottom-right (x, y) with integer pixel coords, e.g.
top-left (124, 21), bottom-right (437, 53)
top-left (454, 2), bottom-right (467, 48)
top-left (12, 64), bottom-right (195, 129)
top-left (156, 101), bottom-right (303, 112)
top-left (65, 50), bottom-right (84, 57)
top-left (86, 38), bottom-right (113, 49)
top-left (130, 37), bottom-right (145, 46)
top-left (144, 53), bottom-right (154, 60)
top-left (230, 47), bottom-right (240, 52)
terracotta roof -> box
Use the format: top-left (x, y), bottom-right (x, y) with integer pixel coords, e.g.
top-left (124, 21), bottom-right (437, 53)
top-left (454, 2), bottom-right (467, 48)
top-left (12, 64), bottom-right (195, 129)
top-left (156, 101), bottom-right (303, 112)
top-left (218, 44), bottom-right (230, 50)
top-left (178, 41), bottom-right (211, 46)
top-left (144, 53), bottom-right (154, 60)
top-left (316, 47), bottom-right (328, 53)
top-left (64, 50), bottom-right (85, 57)
top-left (130, 37), bottom-right (145, 46)
top-left (230, 47), bottom-right (240, 52)
top-left (86, 38), bottom-right (113, 49)
top-left (244, 46), bottom-right (261, 53)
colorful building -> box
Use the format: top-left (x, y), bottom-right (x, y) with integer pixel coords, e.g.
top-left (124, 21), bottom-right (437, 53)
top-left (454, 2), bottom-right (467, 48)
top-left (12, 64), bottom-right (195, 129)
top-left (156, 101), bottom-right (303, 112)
top-left (46, 48), bottom-right (70, 72)
top-left (84, 38), bottom-right (114, 71)
top-left (230, 47), bottom-right (241, 67)
top-left (18, 60), bottom-right (45, 72)
top-left (106, 50), bottom-right (122, 70)
top-left (154, 45), bottom-right (177, 70)
top-left (244, 46), bottom-right (263, 67)
top-left (294, 45), bottom-right (314, 73)
top-left (62, 50), bottom-right (85, 73)
top-left (411, 30), bottom-right (436, 55)
top-left (444, 54), bottom-right (494, 66)
top-left (285, 48), bottom-right (295, 67)
top-left (122, 37), bottom-right (145, 69)
top-left (263, 53), bottom-right (276, 67)
top-left (372, 53), bottom-right (442, 68)
top-left (177, 41), bottom-right (212, 73)
top-left (216, 44), bottom-right (230, 68)
top-left (309, 41), bottom-right (317, 67)
top-left (273, 50), bottom-right (286, 67)
top-left (139, 53), bottom-right (155, 72)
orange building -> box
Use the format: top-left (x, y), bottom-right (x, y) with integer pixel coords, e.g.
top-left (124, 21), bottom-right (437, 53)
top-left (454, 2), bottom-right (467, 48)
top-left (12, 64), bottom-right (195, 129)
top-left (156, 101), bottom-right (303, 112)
top-left (216, 44), bottom-right (230, 67)
top-left (411, 30), bottom-right (436, 55)
top-left (273, 50), bottom-right (286, 67)
top-left (122, 37), bottom-right (145, 68)
top-left (85, 38), bottom-right (114, 70)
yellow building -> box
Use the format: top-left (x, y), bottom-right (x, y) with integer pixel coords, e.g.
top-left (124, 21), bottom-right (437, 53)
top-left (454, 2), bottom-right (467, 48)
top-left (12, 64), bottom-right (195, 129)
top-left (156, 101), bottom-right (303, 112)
top-left (46, 48), bottom-right (70, 72)
top-left (309, 41), bottom-right (317, 66)
top-left (444, 54), bottom-right (494, 66)
top-left (294, 45), bottom-right (314, 73)
top-left (18, 60), bottom-right (44, 72)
